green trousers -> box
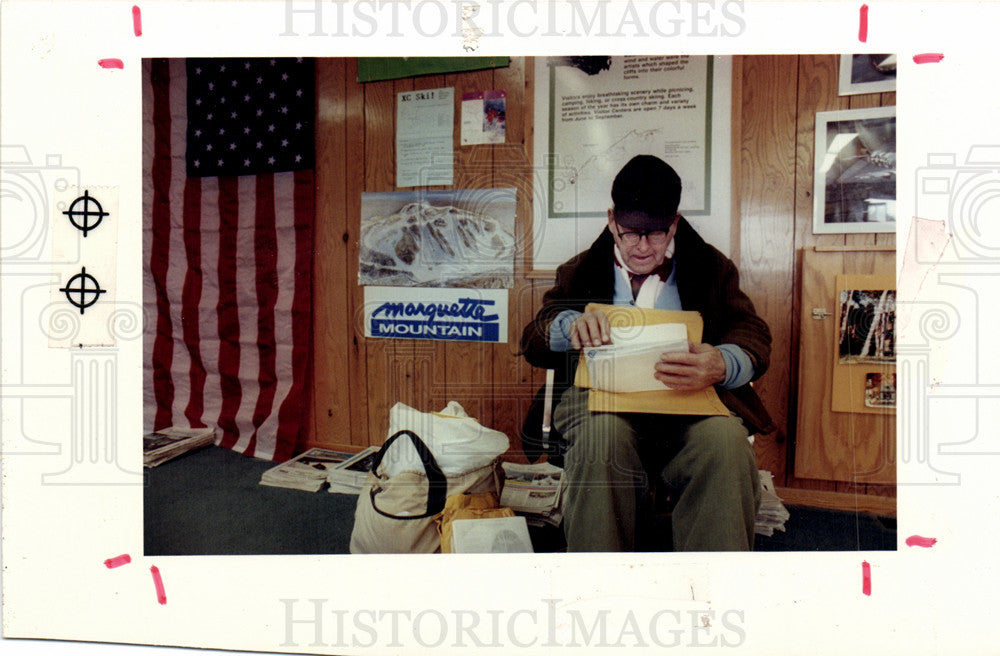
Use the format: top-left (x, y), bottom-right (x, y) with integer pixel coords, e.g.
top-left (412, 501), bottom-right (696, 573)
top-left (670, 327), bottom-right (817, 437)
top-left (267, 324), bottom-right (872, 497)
top-left (554, 386), bottom-right (761, 552)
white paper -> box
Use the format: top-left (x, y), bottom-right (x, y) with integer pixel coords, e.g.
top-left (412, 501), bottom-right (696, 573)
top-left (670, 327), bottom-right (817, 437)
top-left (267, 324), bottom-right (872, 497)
top-left (585, 323), bottom-right (688, 393)
top-left (450, 516), bottom-right (533, 553)
top-left (396, 87), bottom-right (454, 187)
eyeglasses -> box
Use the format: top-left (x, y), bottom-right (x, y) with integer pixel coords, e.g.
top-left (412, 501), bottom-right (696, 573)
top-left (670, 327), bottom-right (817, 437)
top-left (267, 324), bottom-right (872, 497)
top-left (616, 228), bottom-right (669, 247)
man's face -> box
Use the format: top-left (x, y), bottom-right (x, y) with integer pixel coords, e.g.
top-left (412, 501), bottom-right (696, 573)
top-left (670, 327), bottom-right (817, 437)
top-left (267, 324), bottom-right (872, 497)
top-left (607, 211), bottom-right (678, 275)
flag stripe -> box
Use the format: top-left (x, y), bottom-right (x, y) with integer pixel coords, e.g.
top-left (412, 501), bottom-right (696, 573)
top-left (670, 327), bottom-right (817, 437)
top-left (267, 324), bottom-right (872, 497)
top-left (256, 172), bottom-right (297, 460)
top-left (149, 58), bottom-right (175, 431)
top-left (166, 58), bottom-right (194, 428)
top-left (215, 176), bottom-right (243, 449)
top-left (250, 173), bottom-right (278, 456)
top-left (274, 168), bottom-right (315, 462)
top-left (230, 174), bottom-right (263, 455)
top-left (142, 59), bottom-right (156, 431)
top-left (198, 175), bottom-right (223, 437)
top-left (181, 175), bottom-right (206, 428)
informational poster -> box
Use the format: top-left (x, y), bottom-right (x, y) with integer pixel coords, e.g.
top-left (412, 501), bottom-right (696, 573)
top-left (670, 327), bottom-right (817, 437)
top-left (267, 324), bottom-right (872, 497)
top-left (396, 87), bottom-right (454, 187)
top-left (363, 286), bottom-right (508, 343)
top-left (532, 55), bottom-right (731, 270)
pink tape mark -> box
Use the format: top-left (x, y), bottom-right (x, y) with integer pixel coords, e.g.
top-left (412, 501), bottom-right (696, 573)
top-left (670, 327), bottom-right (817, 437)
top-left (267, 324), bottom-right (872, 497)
top-left (98, 59), bottom-right (124, 69)
top-left (150, 565), bottom-right (167, 605)
top-left (859, 4), bottom-right (869, 42)
top-left (862, 561), bottom-right (872, 596)
top-left (914, 53), bottom-right (945, 64)
top-left (897, 217), bottom-right (950, 335)
top-left (133, 6), bottom-right (142, 36)
top-left (906, 535), bottom-right (938, 548)
top-left (103, 554), bottom-right (132, 569)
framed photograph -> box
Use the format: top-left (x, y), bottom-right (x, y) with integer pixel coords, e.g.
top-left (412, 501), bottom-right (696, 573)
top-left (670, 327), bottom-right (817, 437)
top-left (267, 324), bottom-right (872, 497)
top-left (839, 54), bottom-right (897, 95)
top-left (813, 106), bottom-right (896, 234)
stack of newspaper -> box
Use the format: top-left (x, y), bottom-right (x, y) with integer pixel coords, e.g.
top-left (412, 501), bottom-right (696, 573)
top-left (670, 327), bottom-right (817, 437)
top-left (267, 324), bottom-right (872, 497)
top-left (259, 448), bottom-right (359, 492)
top-left (143, 426), bottom-right (216, 468)
top-left (500, 461), bottom-right (565, 527)
top-left (755, 470), bottom-right (791, 537)
top-left (326, 446), bottom-right (379, 494)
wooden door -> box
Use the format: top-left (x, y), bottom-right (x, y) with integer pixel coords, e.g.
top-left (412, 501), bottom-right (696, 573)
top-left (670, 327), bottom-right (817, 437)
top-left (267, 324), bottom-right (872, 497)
top-left (794, 247), bottom-right (896, 484)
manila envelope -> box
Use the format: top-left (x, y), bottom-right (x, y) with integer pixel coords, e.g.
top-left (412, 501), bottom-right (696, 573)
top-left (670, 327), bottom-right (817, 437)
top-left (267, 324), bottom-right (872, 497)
top-left (573, 303), bottom-right (730, 416)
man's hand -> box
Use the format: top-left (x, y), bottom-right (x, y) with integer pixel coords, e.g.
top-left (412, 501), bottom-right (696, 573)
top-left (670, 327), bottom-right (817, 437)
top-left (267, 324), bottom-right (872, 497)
top-left (569, 310), bottom-right (611, 349)
top-left (654, 341), bottom-right (726, 391)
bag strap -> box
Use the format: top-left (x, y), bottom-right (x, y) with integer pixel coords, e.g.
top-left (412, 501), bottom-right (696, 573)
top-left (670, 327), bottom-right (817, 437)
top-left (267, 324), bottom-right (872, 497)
top-left (369, 429), bottom-right (448, 520)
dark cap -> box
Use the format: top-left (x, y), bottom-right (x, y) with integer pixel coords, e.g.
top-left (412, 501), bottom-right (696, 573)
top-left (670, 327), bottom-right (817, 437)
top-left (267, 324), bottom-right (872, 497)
top-left (611, 155), bottom-right (682, 231)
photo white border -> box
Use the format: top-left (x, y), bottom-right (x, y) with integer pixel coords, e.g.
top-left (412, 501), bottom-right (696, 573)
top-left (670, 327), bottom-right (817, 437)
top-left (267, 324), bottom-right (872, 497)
top-left (4, 2), bottom-right (1000, 656)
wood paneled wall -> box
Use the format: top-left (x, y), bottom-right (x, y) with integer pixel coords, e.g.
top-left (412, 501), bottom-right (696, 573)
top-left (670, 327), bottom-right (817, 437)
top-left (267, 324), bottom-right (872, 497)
top-left (736, 55), bottom-right (895, 497)
top-left (309, 58), bottom-right (542, 457)
top-left (306, 56), bottom-right (896, 500)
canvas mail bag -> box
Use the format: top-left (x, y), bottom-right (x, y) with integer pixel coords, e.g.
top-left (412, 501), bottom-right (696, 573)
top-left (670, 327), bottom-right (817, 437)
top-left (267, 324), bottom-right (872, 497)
top-left (349, 429), bottom-right (505, 554)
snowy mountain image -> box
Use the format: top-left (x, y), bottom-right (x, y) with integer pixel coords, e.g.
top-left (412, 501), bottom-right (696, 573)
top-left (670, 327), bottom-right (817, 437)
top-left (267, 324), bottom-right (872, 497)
top-left (359, 193), bottom-right (516, 288)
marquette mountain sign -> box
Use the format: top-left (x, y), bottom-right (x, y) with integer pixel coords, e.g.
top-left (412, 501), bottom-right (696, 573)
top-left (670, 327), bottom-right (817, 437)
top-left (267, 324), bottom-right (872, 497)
top-left (364, 287), bottom-right (508, 343)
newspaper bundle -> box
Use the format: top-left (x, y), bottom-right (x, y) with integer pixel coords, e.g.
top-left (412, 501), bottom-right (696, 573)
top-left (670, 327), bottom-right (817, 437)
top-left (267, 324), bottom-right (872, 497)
top-left (500, 461), bottom-right (565, 527)
top-left (326, 446), bottom-right (379, 494)
top-left (259, 448), bottom-right (358, 492)
top-left (143, 426), bottom-right (216, 468)
top-left (755, 470), bottom-right (791, 537)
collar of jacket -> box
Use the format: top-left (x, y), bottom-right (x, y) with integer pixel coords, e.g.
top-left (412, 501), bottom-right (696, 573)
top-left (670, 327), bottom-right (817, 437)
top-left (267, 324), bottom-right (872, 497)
top-left (574, 215), bottom-right (710, 301)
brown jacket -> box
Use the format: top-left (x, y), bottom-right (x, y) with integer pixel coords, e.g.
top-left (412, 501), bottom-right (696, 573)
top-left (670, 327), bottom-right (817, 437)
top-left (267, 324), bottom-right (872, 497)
top-left (520, 217), bottom-right (775, 434)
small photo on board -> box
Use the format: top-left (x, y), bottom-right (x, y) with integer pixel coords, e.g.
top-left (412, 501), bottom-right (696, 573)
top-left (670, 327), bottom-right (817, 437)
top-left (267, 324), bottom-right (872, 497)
top-left (839, 289), bottom-right (896, 364)
top-left (865, 373), bottom-right (897, 409)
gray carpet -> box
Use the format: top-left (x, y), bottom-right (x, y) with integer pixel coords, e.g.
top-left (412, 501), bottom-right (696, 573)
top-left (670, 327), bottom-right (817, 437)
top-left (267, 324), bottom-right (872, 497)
top-left (144, 446), bottom-right (358, 555)
top-left (144, 446), bottom-right (896, 555)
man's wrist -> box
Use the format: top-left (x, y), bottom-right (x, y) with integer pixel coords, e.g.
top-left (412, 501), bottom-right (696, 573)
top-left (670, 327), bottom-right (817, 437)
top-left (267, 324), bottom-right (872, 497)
top-left (548, 309), bottom-right (582, 352)
top-left (716, 343), bottom-right (755, 389)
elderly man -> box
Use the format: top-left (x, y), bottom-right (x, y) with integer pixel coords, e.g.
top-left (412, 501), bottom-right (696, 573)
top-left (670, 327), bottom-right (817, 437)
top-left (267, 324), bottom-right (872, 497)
top-left (521, 155), bottom-right (774, 551)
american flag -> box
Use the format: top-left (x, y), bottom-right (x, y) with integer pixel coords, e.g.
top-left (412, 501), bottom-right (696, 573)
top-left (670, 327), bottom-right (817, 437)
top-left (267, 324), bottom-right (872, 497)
top-left (143, 58), bottom-right (315, 461)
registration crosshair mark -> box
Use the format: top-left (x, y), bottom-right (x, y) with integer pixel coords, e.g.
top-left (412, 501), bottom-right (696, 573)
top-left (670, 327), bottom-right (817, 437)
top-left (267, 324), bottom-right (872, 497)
top-left (62, 190), bottom-right (109, 237)
top-left (59, 267), bottom-right (107, 315)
